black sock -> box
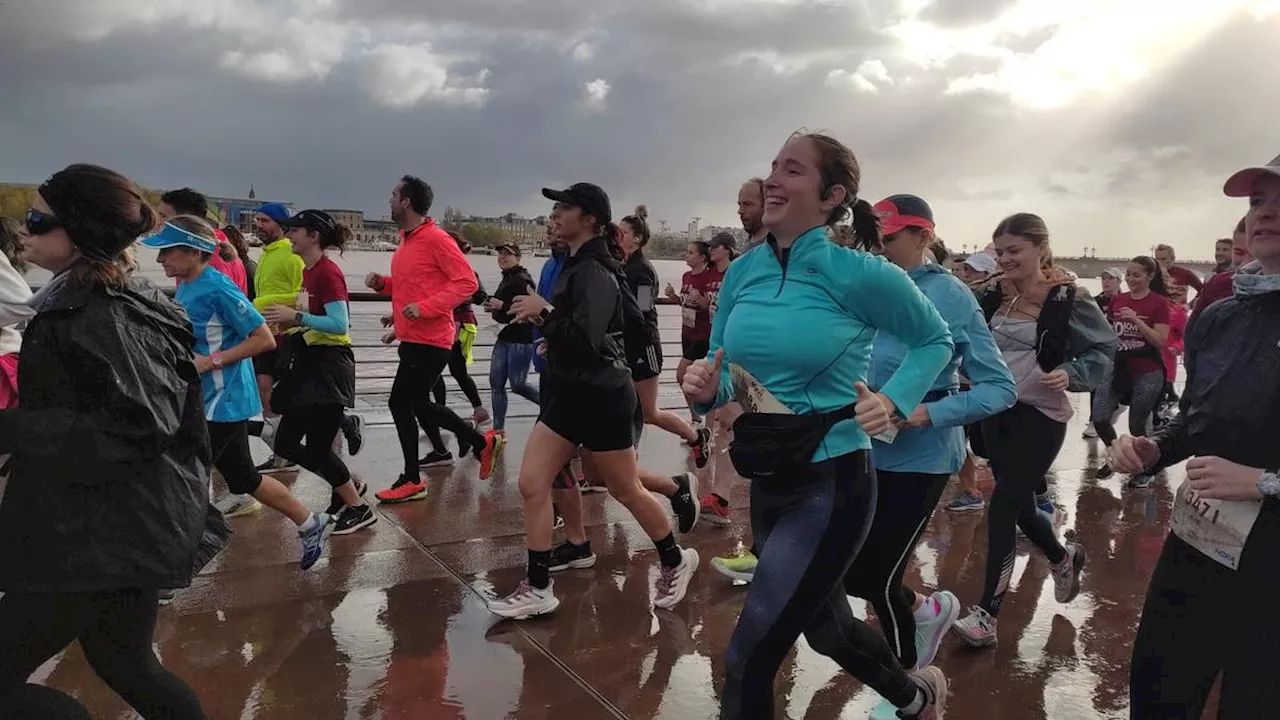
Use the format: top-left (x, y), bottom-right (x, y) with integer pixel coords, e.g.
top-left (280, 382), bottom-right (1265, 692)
top-left (655, 533), bottom-right (682, 568)
top-left (528, 549), bottom-right (552, 589)
top-left (247, 419), bottom-right (264, 437)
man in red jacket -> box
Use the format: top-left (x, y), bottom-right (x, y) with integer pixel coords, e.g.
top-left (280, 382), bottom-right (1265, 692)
top-left (367, 175), bottom-right (500, 501)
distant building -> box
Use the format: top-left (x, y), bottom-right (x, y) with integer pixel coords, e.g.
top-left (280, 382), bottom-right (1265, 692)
top-left (699, 225), bottom-right (745, 243)
top-left (324, 209), bottom-right (365, 232)
top-left (462, 213), bottom-right (548, 247)
top-left (208, 194), bottom-right (293, 237)
top-left (360, 219), bottom-right (401, 248)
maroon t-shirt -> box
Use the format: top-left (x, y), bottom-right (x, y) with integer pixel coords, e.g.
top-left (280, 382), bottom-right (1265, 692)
top-left (1110, 291), bottom-right (1172, 374)
top-left (303, 255), bottom-right (349, 314)
top-left (1189, 269), bottom-right (1234, 326)
top-left (1167, 265), bottom-right (1204, 297)
top-left (680, 267), bottom-right (722, 341)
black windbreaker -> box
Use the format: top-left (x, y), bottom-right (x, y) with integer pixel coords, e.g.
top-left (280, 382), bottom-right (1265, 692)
top-left (542, 236), bottom-right (632, 391)
top-left (491, 265), bottom-right (537, 344)
top-left (0, 274), bottom-right (229, 592)
top-left (621, 249), bottom-right (662, 347)
top-left (1153, 270), bottom-right (1280, 501)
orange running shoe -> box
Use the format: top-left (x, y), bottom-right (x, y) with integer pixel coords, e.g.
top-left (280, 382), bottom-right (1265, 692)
top-left (479, 431), bottom-right (504, 480)
top-left (376, 475), bottom-right (428, 504)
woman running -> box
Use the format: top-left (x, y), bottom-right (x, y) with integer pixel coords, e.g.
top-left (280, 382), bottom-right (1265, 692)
top-left (846, 195), bottom-right (1016, 718)
top-left (951, 213), bottom-right (1115, 648)
top-left (617, 209), bottom-right (710, 465)
top-left (487, 182), bottom-right (698, 620)
top-left (144, 215), bottom-right (332, 568)
top-left (222, 224), bottom-right (258, 302)
top-left (683, 133), bottom-right (954, 719)
top-left (0, 163), bottom-right (227, 719)
top-left (483, 243), bottom-right (540, 438)
top-left (1081, 267), bottom-right (1126, 440)
top-left (665, 239), bottom-right (721, 424)
top-left (262, 209), bottom-right (374, 536)
top-left (1092, 256), bottom-right (1171, 487)
top-left (1111, 153), bottom-right (1280, 718)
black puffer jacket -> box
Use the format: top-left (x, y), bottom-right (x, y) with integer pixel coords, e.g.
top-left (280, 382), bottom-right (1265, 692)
top-left (491, 265), bottom-right (537, 344)
top-left (543, 236), bottom-right (632, 391)
top-left (0, 273), bottom-right (230, 593)
top-left (1153, 266), bottom-right (1280, 478)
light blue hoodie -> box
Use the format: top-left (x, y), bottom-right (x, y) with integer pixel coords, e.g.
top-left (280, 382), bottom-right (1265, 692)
top-left (696, 227), bottom-right (954, 462)
top-left (870, 263), bottom-right (1016, 474)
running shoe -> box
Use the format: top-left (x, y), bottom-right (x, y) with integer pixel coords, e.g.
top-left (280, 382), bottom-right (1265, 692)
top-left (376, 475), bottom-right (428, 504)
top-left (297, 513), bottom-right (332, 570)
top-left (256, 454), bottom-right (299, 474)
top-left (489, 579), bottom-right (559, 620)
top-left (689, 427), bottom-right (712, 469)
top-left (1082, 424), bottom-right (1098, 439)
top-left (419, 450), bottom-right (455, 467)
top-left (1035, 492), bottom-right (1055, 515)
top-left (215, 494), bottom-right (262, 519)
top-left (332, 504), bottom-right (377, 536)
top-left (479, 431), bottom-right (503, 480)
top-left (945, 491), bottom-right (985, 513)
top-left (906, 666), bottom-right (949, 720)
top-left (1051, 541), bottom-right (1087, 603)
top-left (699, 494), bottom-right (732, 527)
top-left (914, 590), bottom-right (961, 670)
top-left (670, 472), bottom-right (699, 533)
top-left (326, 479), bottom-right (369, 516)
top-left (548, 540), bottom-right (596, 572)
top-left (341, 414), bottom-right (365, 456)
top-left (552, 514), bottom-right (565, 530)
top-left (711, 548), bottom-right (756, 583)
top-left (578, 477), bottom-right (608, 493)
top-left (158, 589), bottom-right (176, 606)
top-left (654, 548), bottom-right (700, 609)
top-left (1128, 473), bottom-right (1154, 489)
top-left (952, 605), bottom-right (997, 648)
top-left (471, 406), bottom-right (491, 425)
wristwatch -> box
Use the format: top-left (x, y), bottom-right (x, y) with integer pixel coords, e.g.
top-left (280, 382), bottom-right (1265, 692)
top-left (294, 311), bottom-right (305, 327)
top-left (211, 352), bottom-right (224, 369)
top-left (1258, 470), bottom-right (1280, 499)
top-left (534, 305), bottom-right (554, 326)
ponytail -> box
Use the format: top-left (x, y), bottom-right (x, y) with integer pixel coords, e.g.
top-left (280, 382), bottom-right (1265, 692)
top-left (604, 222), bottom-right (624, 261)
top-left (849, 199), bottom-right (880, 252)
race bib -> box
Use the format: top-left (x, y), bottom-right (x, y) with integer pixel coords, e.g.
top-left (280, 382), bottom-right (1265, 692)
top-left (682, 306), bottom-right (697, 328)
top-left (730, 363), bottom-right (790, 414)
top-left (1170, 481), bottom-right (1262, 570)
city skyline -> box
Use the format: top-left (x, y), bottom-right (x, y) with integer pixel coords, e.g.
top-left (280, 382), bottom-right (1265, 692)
top-left (2, 1), bottom-right (1277, 260)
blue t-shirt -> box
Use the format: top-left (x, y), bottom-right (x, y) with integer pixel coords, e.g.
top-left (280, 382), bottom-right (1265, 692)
top-left (175, 266), bottom-right (266, 423)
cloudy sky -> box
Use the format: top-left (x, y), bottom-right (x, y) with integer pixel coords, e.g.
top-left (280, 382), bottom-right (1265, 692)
top-left (2, 0), bottom-right (1278, 259)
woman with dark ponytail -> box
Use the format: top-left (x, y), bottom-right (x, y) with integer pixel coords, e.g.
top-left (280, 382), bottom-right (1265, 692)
top-left (681, 132), bottom-right (954, 719)
top-left (0, 164), bottom-right (226, 718)
top-left (1091, 254), bottom-right (1172, 486)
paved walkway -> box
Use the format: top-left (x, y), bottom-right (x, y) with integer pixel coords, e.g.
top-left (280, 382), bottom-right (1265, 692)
top-left (35, 402), bottom-right (1193, 719)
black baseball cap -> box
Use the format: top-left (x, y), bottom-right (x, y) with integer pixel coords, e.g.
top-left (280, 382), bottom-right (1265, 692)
top-left (709, 232), bottom-right (738, 253)
top-left (495, 243), bottom-right (521, 257)
top-left (281, 209), bottom-right (337, 235)
top-left (542, 183), bottom-right (612, 225)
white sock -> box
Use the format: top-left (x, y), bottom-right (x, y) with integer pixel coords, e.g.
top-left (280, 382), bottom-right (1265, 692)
top-left (913, 595), bottom-right (939, 622)
top-left (299, 513), bottom-right (320, 532)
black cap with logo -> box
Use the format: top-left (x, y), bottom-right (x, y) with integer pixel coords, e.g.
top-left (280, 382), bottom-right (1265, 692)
top-left (541, 183), bottom-right (612, 225)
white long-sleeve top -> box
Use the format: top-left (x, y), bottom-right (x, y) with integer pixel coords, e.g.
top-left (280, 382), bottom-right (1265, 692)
top-left (0, 253), bottom-right (33, 356)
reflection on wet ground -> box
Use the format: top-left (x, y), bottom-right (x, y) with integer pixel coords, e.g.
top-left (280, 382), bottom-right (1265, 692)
top-left (36, 397), bottom-right (1193, 719)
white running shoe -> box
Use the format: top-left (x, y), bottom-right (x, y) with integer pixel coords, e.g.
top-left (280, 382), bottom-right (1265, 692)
top-left (215, 494), bottom-right (262, 519)
top-left (489, 580), bottom-right (560, 620)
top-left (654, 548), bottom-right (699, 609)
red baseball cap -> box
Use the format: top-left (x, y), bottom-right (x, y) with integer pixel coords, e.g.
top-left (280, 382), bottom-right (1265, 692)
top-left (874, 194), bottom-right (936, 236)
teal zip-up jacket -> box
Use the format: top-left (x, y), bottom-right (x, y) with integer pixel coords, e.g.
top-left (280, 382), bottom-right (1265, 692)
top-left (870, 263), bottom-right (1016, 474)
top-left (695, 227), bottom-right (954, 462)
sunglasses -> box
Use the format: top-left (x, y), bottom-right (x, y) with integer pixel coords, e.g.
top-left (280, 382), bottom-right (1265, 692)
top-left (25, 208), bottom-right (62, 236)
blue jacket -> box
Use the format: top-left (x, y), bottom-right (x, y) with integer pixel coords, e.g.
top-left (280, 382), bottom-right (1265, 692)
top-left (870, 263), bottom-right (1016, 474)
top-left (696, 227), bottom-right (954, 462)
top-left (532, 250), bottom-right (566, 373)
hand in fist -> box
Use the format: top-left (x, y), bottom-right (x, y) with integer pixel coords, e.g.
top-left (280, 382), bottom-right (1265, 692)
top-left (682, 349), bottom-right (724, 405)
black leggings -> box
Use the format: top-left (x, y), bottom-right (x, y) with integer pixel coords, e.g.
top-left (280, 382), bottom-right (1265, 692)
top-left (0, 589), bottom-right (206, 719)
top-left (720, 451), bottom-right (918, 719)
top-left (1131, 519), bottom-right (1280, 719)
top-left (274, 405), bottom-right (351, 489)
top-left (391, 342), bottom-right (486, 476)
top-left (431, 340), bottom-right (483, 408)
top-left (1092, 366), bottom-right (1164, 446)
top-left (844, 470), bottom-right (951, 669)
top-left (207, 421), bottom-right (261, 495)
top-left (979, 402), bottom-right (1067, 616)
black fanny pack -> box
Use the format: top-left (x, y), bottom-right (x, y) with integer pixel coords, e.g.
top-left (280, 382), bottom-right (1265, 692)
top-left (729, 402), bottom-right (858, 481)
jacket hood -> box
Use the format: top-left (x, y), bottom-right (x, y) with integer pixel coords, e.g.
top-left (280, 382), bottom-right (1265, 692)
top-left (33, 273), bottom-right (194, 350)
top-left (1233, 260), bottom-right (1280, 298)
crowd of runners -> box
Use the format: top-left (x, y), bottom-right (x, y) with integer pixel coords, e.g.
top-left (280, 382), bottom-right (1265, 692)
top-left (0, 139), bottom-right (1277, 719)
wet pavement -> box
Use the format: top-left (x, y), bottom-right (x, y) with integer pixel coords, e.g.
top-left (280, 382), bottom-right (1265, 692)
top-left (33, 398), bottom-right (1193, 719)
